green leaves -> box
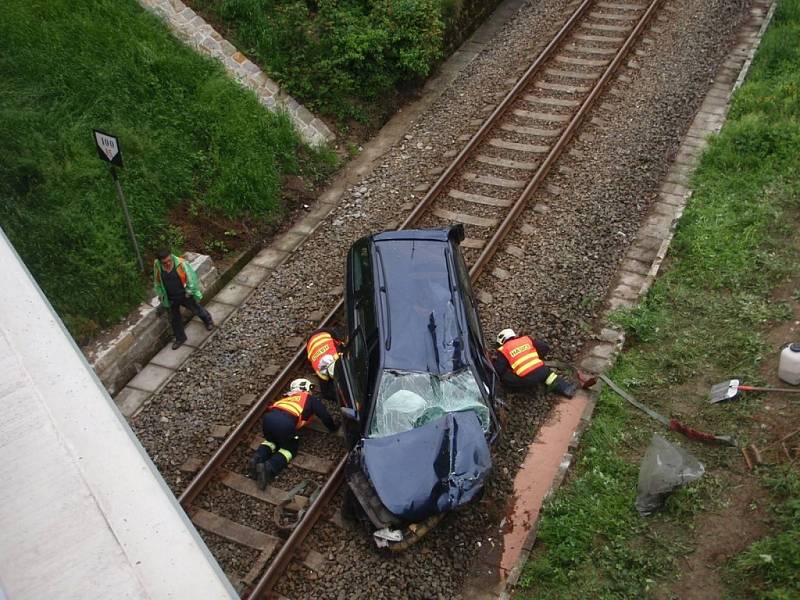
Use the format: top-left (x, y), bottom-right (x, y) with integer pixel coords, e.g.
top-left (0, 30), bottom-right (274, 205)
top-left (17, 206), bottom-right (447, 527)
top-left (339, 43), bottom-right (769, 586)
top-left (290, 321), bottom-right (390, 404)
top-left (195, 0), bottom-right (445, 121)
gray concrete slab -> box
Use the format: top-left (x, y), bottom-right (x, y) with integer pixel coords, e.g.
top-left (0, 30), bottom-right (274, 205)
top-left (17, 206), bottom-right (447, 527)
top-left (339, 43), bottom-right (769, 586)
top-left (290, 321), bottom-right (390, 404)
top-left (205, 300), bottom-right (236, 325)
top-left (292, 217), bottom-right (319, 236)
top-left (185, 320), bottom-right (213, 347)
top-left (215, 281), bottom-right (255, 306)
top-left (272, 230), bottom-right (307, 253)
top-left (151, 343), bottom-right (196, 369)
top-left (233, 263), bottom-right (270, 288)
top-left (114, 386), bottom-right (151, 418)
top-left (250, 247), bottom-right (289, 269)
top-left (127, 364), bottom-right (174, 393)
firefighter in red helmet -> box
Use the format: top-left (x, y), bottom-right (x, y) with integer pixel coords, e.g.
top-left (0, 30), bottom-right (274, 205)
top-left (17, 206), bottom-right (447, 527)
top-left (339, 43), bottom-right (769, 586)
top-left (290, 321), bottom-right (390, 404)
top-left (493, 328), bottom-right (577, 398)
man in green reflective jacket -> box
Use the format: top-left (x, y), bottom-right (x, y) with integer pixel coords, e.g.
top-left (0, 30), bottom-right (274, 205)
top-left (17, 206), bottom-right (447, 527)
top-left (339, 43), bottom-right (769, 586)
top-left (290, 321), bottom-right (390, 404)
top-left (153, 249), bottom-right (214, 349)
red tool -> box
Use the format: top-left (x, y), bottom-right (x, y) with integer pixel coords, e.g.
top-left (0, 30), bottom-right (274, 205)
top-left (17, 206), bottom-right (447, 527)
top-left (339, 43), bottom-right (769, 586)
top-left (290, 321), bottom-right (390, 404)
top-left (599, 374), bottom-right (737, 447)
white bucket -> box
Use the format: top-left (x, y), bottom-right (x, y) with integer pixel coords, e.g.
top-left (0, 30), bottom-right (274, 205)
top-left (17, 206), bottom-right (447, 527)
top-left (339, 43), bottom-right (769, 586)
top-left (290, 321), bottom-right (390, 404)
top-left (778, 343), bottom-right (800, 385)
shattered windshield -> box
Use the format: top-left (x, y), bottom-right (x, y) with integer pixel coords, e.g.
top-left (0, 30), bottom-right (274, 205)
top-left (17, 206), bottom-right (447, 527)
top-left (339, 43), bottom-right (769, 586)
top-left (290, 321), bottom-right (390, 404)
top-left (368, 369), bottom-right (489, 438)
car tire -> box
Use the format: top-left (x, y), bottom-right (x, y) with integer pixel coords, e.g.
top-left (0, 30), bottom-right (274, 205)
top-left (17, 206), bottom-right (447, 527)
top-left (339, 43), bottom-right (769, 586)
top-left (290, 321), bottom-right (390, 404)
top-left (341, 487), bottom-right (366, 523)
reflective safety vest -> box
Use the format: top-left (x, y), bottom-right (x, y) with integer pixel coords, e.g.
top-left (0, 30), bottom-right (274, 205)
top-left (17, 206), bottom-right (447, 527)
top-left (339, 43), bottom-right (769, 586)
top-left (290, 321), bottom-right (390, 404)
top-left (270, 392), bottom-right (311, 429)
top-left (306, 331), bottom-right (340, 381)
top-left (499, 335), bottom-right (544, 378)
top-left (155, 257), bottom-right (188, 287)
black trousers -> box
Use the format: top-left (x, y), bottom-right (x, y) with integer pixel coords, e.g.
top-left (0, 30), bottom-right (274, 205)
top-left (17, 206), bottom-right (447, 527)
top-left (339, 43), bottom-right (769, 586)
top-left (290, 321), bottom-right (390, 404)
top-left (500, 365), bottom-right (555, 390)
top-left (319, 378), bottom-right (336, 404)
top-left (253, 410), bottom-right (300, 477)
top-left (169, 295), bottom-right (212, 342)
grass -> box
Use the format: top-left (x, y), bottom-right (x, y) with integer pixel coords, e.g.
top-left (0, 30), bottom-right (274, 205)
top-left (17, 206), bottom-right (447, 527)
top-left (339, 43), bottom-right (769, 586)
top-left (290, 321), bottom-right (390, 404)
top-left (0, 0), bottom-right (335, 341)
top-left (515, 2), bottom-right (800, 598)
top-left (726, 467), bottom-right (800, 599)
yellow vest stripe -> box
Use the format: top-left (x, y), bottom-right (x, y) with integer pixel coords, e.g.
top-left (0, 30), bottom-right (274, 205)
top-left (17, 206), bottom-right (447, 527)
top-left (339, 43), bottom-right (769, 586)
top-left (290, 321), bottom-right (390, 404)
top-left (308, 335), bottom-right (333, 354)
top-left (511, 356), bottom-right (543, 371)
top-left (272, 399), bottom-right (302, 417)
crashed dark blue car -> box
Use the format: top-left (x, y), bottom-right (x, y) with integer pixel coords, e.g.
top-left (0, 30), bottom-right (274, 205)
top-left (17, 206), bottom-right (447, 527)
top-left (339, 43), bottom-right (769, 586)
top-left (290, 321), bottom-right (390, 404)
top-left (334, 226), bottom-right (501, 550)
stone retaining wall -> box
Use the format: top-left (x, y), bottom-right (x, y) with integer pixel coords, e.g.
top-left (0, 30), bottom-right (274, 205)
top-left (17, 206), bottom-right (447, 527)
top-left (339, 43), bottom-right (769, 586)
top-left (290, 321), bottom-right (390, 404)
top-left (84, 253), bottom-right (218, 396)
top-left (138, 0), bottom-right (334, 147)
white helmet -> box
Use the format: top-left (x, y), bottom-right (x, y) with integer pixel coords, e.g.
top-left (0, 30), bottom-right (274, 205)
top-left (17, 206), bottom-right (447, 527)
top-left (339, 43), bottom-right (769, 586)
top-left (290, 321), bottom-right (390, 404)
top-left (318, 355), bottom-right (336, 379)
top-left (496, 328), bottom-right (517, 346)
top-left (289, 378), bottom-right (313, 393)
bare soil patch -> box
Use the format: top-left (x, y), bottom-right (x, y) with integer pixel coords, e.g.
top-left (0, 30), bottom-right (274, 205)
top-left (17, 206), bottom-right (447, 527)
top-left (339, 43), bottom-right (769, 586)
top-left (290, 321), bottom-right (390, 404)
top-left (658, 262), bottom-right (800, 599)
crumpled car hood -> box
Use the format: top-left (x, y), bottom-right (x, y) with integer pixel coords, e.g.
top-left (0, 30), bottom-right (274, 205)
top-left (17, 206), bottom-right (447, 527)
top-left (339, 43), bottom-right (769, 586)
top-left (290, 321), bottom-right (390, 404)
top-left (362, 411), bottom-right (491, 522)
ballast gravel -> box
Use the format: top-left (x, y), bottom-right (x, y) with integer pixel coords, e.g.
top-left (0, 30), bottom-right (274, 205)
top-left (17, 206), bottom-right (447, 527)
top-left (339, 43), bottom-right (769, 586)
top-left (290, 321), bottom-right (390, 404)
top-left (131, 0), bottom-right (749, 595)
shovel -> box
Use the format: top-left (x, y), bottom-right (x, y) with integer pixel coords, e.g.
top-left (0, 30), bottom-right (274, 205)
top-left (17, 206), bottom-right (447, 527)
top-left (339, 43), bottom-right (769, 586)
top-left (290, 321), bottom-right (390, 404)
top-left (709, 379), bottom-right (800, 404)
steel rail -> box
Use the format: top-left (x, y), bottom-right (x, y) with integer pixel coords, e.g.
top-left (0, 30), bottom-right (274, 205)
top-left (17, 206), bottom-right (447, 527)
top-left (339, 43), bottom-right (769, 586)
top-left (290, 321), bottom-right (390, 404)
top-left (470, 0), bottom-right (665, 276)
top-left (246, 457), bottom-right (346, 599)
top-left (177, 300), bottom-right (342, 507)
top-left (180, 0), bottom-right (594, 510)
top-left (178, 0), bottom-right (595, 508)
top-left (182, 0), bottom-right (665, 594)
top-left (399, 0), bottom-right (594, 230)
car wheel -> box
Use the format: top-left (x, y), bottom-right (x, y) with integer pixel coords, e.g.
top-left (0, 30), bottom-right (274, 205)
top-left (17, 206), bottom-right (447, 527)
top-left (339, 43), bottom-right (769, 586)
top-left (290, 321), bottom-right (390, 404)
top-left (341, 487), bottom-right (366, 523)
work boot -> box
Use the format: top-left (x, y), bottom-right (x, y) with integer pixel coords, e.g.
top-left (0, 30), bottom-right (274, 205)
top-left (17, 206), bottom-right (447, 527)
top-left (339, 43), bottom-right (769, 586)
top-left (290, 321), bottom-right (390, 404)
top-left (248, 456), bottom-right (259, 481)
top-left (256, 463), bottom-right (274, 490)
top-left (172, 339), bottom-right (185, 350)
top-left (550, 376), bottom-right (577, 399)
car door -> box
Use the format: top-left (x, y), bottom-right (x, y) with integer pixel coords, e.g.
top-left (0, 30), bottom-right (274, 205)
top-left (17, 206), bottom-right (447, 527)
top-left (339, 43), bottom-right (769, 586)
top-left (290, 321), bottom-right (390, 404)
top-left (344, 239), bottom-right (380, 424)
top-left (451, 241), bottom-right (497, 393)
top-left (334, 327), bottom-right (370, 447)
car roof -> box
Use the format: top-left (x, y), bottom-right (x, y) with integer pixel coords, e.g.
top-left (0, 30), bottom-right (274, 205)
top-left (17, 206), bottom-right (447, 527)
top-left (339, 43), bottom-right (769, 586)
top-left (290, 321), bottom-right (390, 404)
top-left (369, 231), bottom-right (470, 374)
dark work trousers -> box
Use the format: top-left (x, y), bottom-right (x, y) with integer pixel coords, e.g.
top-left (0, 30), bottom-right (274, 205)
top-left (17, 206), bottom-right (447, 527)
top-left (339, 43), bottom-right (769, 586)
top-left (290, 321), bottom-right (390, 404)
top-left (500, 365), bottom-right (554, 390)
top-left (169, 295), bottom-right (212, 343)
top-left (252, 410), bottom-right (300, 477)
top-left (319, 378), bottom-right (336, 404)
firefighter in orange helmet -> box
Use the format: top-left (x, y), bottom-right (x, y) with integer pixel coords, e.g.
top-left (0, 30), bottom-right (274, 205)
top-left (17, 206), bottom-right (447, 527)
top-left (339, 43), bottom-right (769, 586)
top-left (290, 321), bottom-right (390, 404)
top-left (305, 327), bottom-right (344, 402)
top-left (493, 328), bottom-right (577, 398)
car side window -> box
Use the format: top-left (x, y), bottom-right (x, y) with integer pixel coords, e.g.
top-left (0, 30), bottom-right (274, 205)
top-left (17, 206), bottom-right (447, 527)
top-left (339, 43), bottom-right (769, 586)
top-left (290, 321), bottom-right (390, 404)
top-left (352, 243), bottom-right (377, 338)
top-left (347, 241), bottom-right (375, 334)
top-left (346, 243), bottom-right (378, 414)
top-left (350, 328), bottom-right (371, 417)
top-left (350, 243), bottom-right (365, 296)
top-left (452, 245), bottom-right (493, 390)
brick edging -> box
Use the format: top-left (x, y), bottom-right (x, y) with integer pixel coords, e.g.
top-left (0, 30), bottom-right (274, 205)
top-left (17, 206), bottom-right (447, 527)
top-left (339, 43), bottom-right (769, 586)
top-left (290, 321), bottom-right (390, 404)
top-left (138, 0), bottom-right (334, 147)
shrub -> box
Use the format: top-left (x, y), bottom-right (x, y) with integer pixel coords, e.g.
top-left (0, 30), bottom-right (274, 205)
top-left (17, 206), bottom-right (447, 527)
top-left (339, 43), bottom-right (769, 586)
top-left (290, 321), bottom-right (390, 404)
top-left (200, 0), bottom-right (445, 120)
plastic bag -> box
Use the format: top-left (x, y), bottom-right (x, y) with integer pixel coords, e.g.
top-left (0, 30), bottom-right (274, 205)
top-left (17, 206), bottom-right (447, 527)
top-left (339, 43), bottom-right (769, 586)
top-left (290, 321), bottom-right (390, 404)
top-left (635, 434), bottom-right (705, 517)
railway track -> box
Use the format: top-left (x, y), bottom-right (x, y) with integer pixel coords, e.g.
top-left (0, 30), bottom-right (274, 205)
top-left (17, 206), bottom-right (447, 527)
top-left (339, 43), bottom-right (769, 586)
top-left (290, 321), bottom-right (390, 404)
top-left (176, 0), bottom-right (670, 596)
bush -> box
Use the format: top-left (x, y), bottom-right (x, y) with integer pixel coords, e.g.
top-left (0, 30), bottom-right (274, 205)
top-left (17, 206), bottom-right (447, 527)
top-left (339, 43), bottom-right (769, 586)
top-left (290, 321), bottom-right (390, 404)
top-left (198, 0), bottom-right (445, 120)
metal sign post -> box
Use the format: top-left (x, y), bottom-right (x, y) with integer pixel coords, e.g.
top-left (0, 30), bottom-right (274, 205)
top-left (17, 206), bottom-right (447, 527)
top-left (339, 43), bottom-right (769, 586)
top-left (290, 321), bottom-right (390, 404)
top-left (93, 129), bottom-right (143, 271)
